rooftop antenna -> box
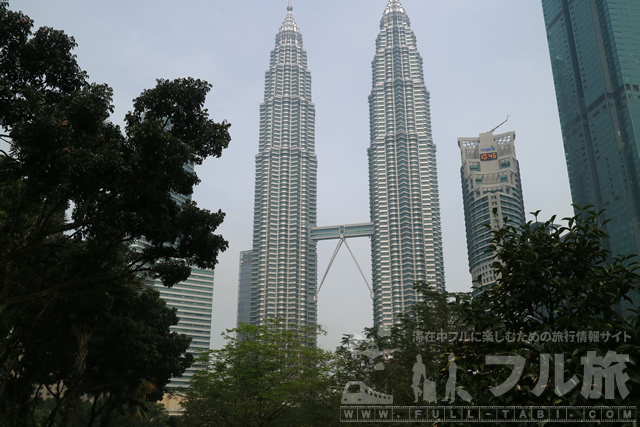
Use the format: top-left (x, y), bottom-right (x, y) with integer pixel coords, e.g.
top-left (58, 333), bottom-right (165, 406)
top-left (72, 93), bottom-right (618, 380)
top-left (489, 115), bottom-right (510, 133)
top-left (287, 0), bottom-right (293, 12)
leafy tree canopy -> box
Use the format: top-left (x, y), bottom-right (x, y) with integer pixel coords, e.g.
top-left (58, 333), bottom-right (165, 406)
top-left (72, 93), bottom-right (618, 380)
top-left (454, 207), bottom-right (640, 407)
top-left (0, 4), bottom-right (230, 425)
top-left (333, 207), bottom-right (640, 412)
top-left (479, 207), bottom-right (638, 332)
top-left (0, 6), bottom-right (230, 303)
top-left (331, 285), bottom-right (470, 407)
top-left (180, 320), bottom-right (336, 427)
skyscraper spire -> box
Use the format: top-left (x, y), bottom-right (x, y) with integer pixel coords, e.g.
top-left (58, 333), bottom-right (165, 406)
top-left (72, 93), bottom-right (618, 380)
top-left (383, 0), bottom-right (406, 16)
top-left (279, 1), bottom-right (299, 34)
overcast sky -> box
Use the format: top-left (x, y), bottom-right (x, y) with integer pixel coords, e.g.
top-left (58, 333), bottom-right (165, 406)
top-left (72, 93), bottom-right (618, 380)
top-left (16, 0), bottom-right (575, 350)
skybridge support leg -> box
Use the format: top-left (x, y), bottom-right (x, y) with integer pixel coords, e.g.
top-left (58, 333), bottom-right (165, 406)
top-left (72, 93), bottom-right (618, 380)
top-left (316, 236), bottom-right (373, 300)
top-left (316, 238), bottom-right (343, 300)
top-left (342, 238), bottom-right (373, 298)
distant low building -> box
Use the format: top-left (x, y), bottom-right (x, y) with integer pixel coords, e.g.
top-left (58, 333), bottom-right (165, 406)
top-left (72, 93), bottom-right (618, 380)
top-left (236, 250), bottom-right (252, 328)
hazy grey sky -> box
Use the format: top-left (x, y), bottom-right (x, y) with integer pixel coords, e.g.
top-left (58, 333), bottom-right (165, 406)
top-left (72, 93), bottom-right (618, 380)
top-left (15, 0), bottom-right (574, 350)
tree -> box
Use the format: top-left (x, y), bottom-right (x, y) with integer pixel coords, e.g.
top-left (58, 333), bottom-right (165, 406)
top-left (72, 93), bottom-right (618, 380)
top-left (345, 208), bottom-right (640, 411)
top-left (331, 285), bottom-right (471, 407)
top-left (0, 5), bottom-right (230, 306)
top-left (452, 207), bottom-right (640, 407)
top-left (480, 207), bottom-right (638, 333)
top-left (19, 274), bottom-right (192, 427)
top-left (0, 5), bottom-right (230, 425)
top-left (390, 285), bottom-right (471, 404)
top-left (180, 320), bottom-right (336, 427)
top-left (2, 249), bottom-right (193, 427)
top-left (34, 399), bottom-right (178, 427)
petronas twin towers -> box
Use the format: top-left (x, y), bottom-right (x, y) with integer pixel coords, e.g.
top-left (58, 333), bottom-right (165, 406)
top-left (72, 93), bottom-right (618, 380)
top-left (246, 0), bottom-right (444, 328)
top-left (248, 3), bottom-right (318, 327)
top-left (369, 1), bottom-right (444, 324)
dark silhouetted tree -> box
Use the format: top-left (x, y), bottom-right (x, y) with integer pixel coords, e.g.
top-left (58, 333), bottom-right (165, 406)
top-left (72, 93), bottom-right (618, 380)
top-left (0, 4), bottom-right (230, 425)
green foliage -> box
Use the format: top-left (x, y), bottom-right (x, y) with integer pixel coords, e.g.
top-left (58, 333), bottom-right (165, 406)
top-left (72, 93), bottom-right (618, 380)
top-left (180, 320), bottom-right (336, 426)
top-left (0, 5), bottom-right (230, 426)
top-left (391, 285), bottom-right (471, 404)
top-left (453, 207), bottom-right (640, 407)
top-left (331, 286), bottom-right (471, 407)
top-left (0, 6), bottom-right (230, 299)
top-left (346, 208), bottom-right (640, 412)
top-left (332, 327), bottom-right (397, 405)
top-left (483, 207), bottom-right (637, 332)
top-left (30, 399), bottom-right (177, 427)
top-left (1, 246), bottom-right (193, 425)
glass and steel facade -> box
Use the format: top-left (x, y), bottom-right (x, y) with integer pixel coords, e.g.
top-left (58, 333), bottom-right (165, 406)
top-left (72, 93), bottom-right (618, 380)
top-left (249, 4), bottom-right (318, 328)
top-left (368, 0), bottom-right (444, 326)
top-left (542, 0), bottom-right (640, 262)
top-left (458, 131), bottom-right (525, 295)
top-left (542, 0), bottom-right (640, 311)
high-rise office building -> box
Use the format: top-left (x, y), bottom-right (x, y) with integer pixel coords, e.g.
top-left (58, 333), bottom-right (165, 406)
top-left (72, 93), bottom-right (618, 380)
top-left (144, 268), bottom-right (214, 388)
top-left (249, 3), bottom-right (318, 328)
top-left (368, 0), bottom-right (444, 326)
top-left (541, 0), bottom-right (640, 262)
top-left (458, 130), bottom-right (526, 295)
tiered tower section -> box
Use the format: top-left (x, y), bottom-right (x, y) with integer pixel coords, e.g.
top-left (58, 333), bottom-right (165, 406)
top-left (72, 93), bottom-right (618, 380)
top-left (249, 4), bottom-right (318, 328)
top-left (368, 0), bottom-right (444, 326)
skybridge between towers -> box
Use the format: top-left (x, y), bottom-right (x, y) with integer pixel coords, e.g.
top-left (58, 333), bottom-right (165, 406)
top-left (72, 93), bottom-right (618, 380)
top-left (310, 223), bottom-right (374, 301)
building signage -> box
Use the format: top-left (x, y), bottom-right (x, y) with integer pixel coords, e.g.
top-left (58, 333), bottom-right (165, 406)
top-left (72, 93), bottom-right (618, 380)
top-left (480, 152), bottom-right (497, 161)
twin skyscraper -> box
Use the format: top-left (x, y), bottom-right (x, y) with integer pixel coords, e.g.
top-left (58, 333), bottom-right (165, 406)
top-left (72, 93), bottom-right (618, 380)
top-left (239, 0), bottom-right (640, 328)
top-left (238, 0), bottom-right (445, 329)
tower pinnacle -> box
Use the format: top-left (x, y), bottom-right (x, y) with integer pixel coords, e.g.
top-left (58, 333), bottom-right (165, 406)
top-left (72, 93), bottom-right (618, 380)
top-left (384, 0), bottom-right (405, 15)
top-left (279, 0), bottom-right (300, 34)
